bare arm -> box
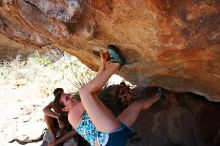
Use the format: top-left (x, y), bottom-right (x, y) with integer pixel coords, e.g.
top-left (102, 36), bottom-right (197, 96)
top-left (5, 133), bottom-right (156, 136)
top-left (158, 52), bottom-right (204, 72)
top-left (43, 102), bottom-right (60, 119)
top-left (43, 102), bottom-right (61, 142)
top-left (43, 102), bottom-right (66, 128)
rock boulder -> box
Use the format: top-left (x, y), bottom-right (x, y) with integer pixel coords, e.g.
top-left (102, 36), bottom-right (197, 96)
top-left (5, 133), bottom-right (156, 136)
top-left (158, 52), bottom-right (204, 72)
top-left (0, 0), bottom-right (219, 101)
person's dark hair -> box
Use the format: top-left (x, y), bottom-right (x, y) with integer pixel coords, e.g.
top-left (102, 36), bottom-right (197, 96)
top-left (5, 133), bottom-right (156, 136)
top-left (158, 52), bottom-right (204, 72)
top-left (53, 90), bottom-right (80, 113)
top-left (120, 81), bottom-right (126, 87)
top-left (53, 88), bottom-right (64, 97)
top-left (53, 92), bottom-right (65, 113)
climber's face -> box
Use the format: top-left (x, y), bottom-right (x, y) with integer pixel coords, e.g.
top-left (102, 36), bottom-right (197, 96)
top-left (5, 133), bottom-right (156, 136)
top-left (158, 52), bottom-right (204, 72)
top-left (60, 93), bottom-right (78, 112)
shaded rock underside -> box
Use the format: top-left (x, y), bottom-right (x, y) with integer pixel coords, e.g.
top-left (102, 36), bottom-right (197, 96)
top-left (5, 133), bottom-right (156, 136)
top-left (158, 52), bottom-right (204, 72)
top-left (127, 88), bottom-right (220, 146)
top-left (0, 0), bottom-right (219, 101)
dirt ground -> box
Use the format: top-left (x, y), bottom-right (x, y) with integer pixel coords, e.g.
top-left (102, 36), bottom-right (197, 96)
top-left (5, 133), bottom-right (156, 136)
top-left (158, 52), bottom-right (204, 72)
top-left (0, 75), bottom-right (124, 146)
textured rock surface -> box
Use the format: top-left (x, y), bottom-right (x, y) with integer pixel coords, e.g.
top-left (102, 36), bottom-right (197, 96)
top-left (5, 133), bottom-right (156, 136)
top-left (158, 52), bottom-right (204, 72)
top-left (0, 33), bottom-right (35, 59)
top-left (126, 90), bottom-right (220, 146)
top-left (0, 0), bottom-right (219, 101)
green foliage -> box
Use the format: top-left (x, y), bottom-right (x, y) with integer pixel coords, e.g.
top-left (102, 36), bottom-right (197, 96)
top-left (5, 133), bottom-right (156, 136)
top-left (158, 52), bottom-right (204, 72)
top-left (48, 52), bottom-right (96, 94)
top-left (0, 49), bottom-right (123, 113)
top-left (0, 55), bottom-right (27, 83)
top-left (67, 67), bottom-right (96, 93)
top-left (32, 51), bottom-right (52, 66)
top-left (0, 49), bottom-right (93, 96)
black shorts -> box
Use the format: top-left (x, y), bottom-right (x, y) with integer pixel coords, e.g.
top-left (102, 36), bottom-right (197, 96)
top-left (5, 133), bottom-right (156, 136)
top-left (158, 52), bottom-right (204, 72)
top-left (97, 122), bottom-right (133, 146)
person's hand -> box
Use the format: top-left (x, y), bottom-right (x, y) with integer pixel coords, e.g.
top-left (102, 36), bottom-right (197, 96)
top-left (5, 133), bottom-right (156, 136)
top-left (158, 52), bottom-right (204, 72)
top-left (48, 141), bottom-right (55, 146)
top-left (51, 134), bottom-right (56, 144)
top-left (57, 115), bottom-right (65, 129)
top-left (100, 48), bottom-right (109, 63)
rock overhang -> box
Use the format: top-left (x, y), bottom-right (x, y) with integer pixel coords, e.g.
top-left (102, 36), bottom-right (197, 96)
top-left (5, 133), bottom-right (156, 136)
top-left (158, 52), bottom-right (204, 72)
top-left (0, 0), bottom-right (219, 101)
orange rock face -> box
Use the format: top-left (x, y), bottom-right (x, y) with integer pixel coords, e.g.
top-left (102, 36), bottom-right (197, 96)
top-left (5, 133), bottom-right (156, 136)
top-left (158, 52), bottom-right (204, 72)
top-left (0, 0), bottom-right (219, 101)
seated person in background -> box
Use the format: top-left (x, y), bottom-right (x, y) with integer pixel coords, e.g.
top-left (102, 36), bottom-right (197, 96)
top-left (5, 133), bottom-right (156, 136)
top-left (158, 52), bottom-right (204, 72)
top-left (117, 81), bottom-right (135, 109)
top-left (42, 88), bottom-right (80, 146)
